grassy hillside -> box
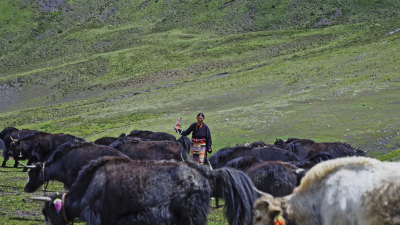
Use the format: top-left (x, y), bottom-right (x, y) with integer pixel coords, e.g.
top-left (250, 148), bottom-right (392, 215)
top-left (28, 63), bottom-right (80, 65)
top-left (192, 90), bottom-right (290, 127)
top-left (0, 0), bottom-right (400, 223)
top-left (1, 22), bottom-right (400, 153)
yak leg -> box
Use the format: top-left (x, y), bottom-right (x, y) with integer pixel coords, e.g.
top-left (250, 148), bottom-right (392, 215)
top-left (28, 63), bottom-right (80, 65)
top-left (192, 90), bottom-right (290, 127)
top-left (117, 209), bottom-right (173, 225)
top-left (1, 159), bottom-right (7, 167)
top-left (213, 187), bottom-right (223, 208)
top-left (173, 191), bottom-right (210, 225)
top-left (2, 153), bottom-right (9, 167)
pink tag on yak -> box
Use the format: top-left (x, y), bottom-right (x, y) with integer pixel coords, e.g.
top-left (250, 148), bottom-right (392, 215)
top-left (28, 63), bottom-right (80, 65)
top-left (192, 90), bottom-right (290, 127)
top-left (53, 198), bottom-right (62, 212)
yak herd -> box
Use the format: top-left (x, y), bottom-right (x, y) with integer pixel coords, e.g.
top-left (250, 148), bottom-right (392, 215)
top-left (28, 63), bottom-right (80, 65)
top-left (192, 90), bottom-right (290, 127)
top-left (0, 126), bottom-right (399, 225)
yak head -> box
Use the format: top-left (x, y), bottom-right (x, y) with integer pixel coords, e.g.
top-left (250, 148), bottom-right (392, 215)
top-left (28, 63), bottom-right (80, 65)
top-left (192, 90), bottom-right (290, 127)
top-left (8, 136), bottom-right (28, 159)
top-left (253, 194), bottom-right (287, 225)
top-left (32, 193), bottom-right (67, 225)
top-left (25, 163), bottom-right (46, 193)
top-left (274, 139), bottom-right (285, 147)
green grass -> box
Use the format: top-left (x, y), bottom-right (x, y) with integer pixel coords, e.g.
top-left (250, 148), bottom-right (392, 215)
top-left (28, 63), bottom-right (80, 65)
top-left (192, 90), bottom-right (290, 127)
top-left (377, 148), bottom-right (400, 162)
top-left (0, 159), bottom-right (64, 225)
top-left (1, 21), bottom-right (400, 151)
top-left (1, 0), bottom-right (400, 224)
top-left (0, 1), bottom-right (36, 32)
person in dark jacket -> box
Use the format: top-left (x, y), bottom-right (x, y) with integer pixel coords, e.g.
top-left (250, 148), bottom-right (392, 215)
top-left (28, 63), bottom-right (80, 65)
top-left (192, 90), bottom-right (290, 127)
top-left (174, 113), bottom-right (212, 165)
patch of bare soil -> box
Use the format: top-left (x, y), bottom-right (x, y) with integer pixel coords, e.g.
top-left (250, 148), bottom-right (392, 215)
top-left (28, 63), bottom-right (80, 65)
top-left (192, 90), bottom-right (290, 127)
top-left (13, 210), bottom-right (42, 219)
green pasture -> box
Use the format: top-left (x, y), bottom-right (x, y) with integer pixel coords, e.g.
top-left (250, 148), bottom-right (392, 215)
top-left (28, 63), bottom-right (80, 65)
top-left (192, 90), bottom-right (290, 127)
top-left (1, 0), bottom-right (400, 224)
top-left (1, 21), bottom-right (400, 152)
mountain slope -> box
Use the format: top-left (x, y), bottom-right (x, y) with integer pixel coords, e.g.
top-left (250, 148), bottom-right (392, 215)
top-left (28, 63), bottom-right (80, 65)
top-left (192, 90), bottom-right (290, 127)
top-left (0, 0), bottom-right (400, 157)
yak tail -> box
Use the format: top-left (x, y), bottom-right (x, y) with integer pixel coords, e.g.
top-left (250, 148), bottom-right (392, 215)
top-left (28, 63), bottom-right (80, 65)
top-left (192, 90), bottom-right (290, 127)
top-left (177, 136), bottom-right (191, 155)
top-left (187, 161), bottom-right (257, 225)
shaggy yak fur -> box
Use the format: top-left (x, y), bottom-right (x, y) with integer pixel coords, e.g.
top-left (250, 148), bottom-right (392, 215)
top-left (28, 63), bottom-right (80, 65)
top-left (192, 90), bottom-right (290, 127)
top-left (8, 130), bottom-right (84, 164)
top-left (40, 156), bottom-right (257, 225)
top-left (24, 141), bottom-right (128, 192)
top-left (209, 143), bottom-right (300, 169)
top-left (0, 127), bottom-right (35, 169)
top-left (128, 129), bottom-right (177, 141)
top-left (274, 138), bottom-right (365, 160)
top-left (226, 156), bottom-right (304, 197)
top-left (253, 157), bottom-right (400, 225)
top-left (95, 130), bottom-right (191, 155)
top-left (109, 136), bottom-right (188, 161)
top-left (93, 136), bottom-right (120, 146)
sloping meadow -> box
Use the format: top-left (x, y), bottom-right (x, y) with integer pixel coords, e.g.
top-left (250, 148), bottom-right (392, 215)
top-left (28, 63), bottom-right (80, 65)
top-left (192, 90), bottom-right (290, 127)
top-left (1, 0), bottom-right (400, 223)
top-left (1, 22), bottom-right (400, 155)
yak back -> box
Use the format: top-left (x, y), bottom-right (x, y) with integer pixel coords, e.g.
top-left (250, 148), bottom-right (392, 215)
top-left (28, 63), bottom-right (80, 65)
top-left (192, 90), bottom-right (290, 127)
top-left (110, 137), bottom-right (187, 161)
top-left (93, 133), bottom-right (126, 146)
top-left (93, 136), bottom-right (119, 146)
top-left (276, 138), bottom-right (364, 160)
top-left (308, 142), bottom-right (360, 158)
top-left (210, 144), bottom-right (300, 169)
top-left (70, 156), bottom-right (132, 196)
top-left (47, 141), bottom-right (126, 165)
top-left (225, 156), bottom-right (302, 197)
top-left (246, 160), bottom-right (300, 197)
top-left (16, 131), bottom-right (84, 162)
top-left (42, 141), bottom-right (127, 189)
top-left (128, 130), bottom-right (176, 141)
top-left (224, 156), bottom-right (262, 171)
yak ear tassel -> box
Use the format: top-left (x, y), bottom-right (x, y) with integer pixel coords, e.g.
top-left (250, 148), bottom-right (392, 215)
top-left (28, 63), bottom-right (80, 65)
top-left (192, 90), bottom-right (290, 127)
top-left (30, 196), bottom-right (52, 202)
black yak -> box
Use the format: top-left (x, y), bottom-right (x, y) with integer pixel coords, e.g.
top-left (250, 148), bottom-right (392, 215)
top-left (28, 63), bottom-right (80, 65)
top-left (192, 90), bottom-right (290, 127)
top-left (95, 130), bottom-right (191, 155)
top-left (24, 141), bottom-right (128, 192)
top-left (36, 156), bottom-right (257, 225)
top-left (93, 136), bottom-right (119, 146)
top-left (274, 138), bottom-right (365, 160)
top-left (128, 129), bottom-right (177, 141)
top-left (0, 127), bottom-right (34, 168)
top-left (8, 131), bottom-right (84, 164)
top-left (109, 136), bottom-right (188, 161)
top-left (209, 143), bottom-right (300, 169)
top-left (225, 156), bottom-right (304, 197)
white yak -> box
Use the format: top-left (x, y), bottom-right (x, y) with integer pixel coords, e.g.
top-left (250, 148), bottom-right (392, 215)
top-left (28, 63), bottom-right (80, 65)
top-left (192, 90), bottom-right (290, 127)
top-left (253, 157), bottom-right (400, 225)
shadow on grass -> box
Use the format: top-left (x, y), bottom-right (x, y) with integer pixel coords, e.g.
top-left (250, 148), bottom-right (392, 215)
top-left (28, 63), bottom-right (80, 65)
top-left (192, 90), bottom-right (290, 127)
top-left (8, 216), bottom-right (41, 222)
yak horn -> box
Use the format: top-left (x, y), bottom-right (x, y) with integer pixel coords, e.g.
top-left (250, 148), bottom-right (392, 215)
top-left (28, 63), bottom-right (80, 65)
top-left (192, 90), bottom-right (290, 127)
top-left (252, 186), bottom-right (274, 199)
top-left (207, 161), bottom-right (213, 170)
top-left (18, 162), bottom-right (36, 169)
top-left (30, 196), bottom-right (52, 202)
top-left (10, 136), bottom-right (19, 143)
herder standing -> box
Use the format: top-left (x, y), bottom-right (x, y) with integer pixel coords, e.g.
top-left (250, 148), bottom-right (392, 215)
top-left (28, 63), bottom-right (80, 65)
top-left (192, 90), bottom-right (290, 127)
top-left (174, 113), bottom-right (212, 165)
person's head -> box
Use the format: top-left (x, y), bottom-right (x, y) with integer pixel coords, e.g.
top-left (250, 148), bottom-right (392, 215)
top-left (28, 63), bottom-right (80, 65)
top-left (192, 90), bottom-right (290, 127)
top-left (196, 113), bottom-right (205, 123)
